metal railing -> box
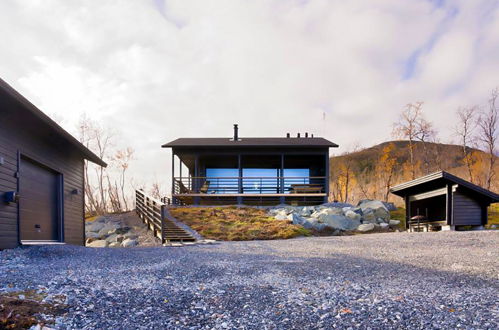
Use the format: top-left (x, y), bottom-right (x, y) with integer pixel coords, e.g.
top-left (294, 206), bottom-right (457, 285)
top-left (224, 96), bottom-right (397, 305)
top-left (135, 189), bottom-right (165, 239)
top-left (173, 176), bottom-right (326, 194)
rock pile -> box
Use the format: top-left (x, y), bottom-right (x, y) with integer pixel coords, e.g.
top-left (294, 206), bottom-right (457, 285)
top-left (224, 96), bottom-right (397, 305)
top-left (85, 212), bottom-right (160, 247)
top-left (268, 200), bottom-right (400, 234)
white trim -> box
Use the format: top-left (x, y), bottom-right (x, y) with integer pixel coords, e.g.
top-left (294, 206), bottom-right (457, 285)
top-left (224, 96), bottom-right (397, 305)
top-left (21, 240), bottom-right (66, 245)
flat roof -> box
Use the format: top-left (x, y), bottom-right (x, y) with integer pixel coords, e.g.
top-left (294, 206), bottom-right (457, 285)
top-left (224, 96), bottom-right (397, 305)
top-left (162, 137), bottom-right (338, 148)
top-left (390, 171), bottom-right (499, 202)
top-left (0, 78), bottom-right (106, 167)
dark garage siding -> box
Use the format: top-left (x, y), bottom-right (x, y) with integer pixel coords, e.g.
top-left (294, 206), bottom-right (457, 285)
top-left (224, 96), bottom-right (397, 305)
top-left (453, 191), bottom-right (483, 226)
top-left (0, 94), bottom-right (85, 249)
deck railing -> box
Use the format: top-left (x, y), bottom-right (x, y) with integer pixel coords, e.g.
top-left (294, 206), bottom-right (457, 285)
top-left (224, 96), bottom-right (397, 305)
top-left (135, 189), bottom-right (165, 239)
top-left (173, 176), bottom-right (326, 195)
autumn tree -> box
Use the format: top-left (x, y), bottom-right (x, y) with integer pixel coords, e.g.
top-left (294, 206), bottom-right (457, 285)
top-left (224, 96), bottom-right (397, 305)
top-left (377, 143), bottom-right (398, 202)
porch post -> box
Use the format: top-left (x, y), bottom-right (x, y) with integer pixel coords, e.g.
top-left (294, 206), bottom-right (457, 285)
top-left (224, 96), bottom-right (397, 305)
top-left (324, 152), bottom-right (329, 203)
top-left (237, 154), bottom-right (243, 205)
top-left (446, 184), bottom-right (453, 225)
top-left (171, 151), bottom-right (175, 204)
top-left (280, 154), bottom-right (285, 204)
top-left (405, 195), bottom-right (410, 231)
top-left (194, 154), bottom-right (200, 205)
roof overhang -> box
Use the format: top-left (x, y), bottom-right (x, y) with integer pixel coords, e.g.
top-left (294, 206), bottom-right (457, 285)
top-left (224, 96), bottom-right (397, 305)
top-left (162, 137), bottom-right (339, 149)
top-left (390, 171), bottom-right (499, 203)
top-left (0, 78), bottom-right (107, 167)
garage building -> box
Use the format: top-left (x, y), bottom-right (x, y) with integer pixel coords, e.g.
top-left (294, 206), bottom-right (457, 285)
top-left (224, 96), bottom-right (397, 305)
top-left (0, 78), bottom-right (106, 249)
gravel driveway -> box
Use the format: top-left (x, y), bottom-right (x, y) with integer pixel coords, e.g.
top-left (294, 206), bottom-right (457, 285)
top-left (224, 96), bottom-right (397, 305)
top-left (1, 231), bottom-right (498, 329)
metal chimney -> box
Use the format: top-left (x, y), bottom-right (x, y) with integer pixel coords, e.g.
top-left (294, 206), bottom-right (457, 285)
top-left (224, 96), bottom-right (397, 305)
top-left (297, 133), bottom-right (300, 138)
top-left (286, 133), bottom-right (290, 138)
top-left (233, 124), bottom-right (239, 141)
top-left (305, 132), bottom-right (308, 138)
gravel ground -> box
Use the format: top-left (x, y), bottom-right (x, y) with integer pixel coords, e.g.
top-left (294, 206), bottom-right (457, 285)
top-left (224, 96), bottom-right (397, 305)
top-left (1, 231), bottom-right (498, 329)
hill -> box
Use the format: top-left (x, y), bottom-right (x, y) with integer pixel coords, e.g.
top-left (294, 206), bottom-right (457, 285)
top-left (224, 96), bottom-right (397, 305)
top-left (329, 140), bottom-right (498, 206)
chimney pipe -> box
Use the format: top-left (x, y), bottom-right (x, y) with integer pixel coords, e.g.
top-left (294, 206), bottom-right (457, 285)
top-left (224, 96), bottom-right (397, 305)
top-left (286, 133), bottom-right (290, 138)
top-left (305, 132), bottom-right (308, 138)
top-left (297, 133), bottom-right (300, 138)
top-left (311, 134), bottom-right (314, 138)
top-left (233, 124), bottom-right (239, 141)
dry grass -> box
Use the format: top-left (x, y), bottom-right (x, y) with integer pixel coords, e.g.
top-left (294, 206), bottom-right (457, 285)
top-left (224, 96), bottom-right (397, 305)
top-left (170, 206), bottom-right (311, 241)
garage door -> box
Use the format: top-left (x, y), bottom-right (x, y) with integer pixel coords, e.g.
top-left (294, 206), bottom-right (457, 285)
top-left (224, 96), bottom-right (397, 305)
top-left (19, 157), bottom-right (60, 241)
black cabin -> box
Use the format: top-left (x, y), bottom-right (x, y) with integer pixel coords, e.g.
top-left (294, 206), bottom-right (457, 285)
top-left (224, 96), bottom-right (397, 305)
top-left (162, 125), bottom-right (338, 206)
top-left (0, 78), bottom-right (106, 249)
top-left (390, 171), bottom-right (499, 231)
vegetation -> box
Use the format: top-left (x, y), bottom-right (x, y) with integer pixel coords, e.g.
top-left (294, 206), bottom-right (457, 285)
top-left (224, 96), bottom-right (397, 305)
top-left (488, 204), bottom-right (499, 227)
top-left (330, 89), bottom-right (498, 206)
top-left (170, 207), bottom-right (311, 241)
top-left (390, 208), bottom-right (407, 230)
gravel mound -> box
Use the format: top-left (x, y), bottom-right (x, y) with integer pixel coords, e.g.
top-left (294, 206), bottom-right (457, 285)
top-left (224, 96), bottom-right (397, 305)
top-left (0, 231), bottom-right (498, 329)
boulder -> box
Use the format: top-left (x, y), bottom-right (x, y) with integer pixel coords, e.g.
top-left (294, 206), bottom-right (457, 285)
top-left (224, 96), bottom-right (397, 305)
top-left (321, 215), bottom-right (360, 231)
top-left (291, 213), bottom-right (307, 226)
top-left (345, 210), bottom-right (361, 221)
top-left (379, 223), bottom-right (390, 230)
top-left (86, 221), bottom-right (105, 233)
top-left (361, 209), bottom-right (376, 223)
top-left (122, 239), bottom-right (138, 247)
top-left (321, 202), bottom-right (354, 209)
top-left (389, 220), bottom-right (401, 226)
top-left (109, 242), bottom-right (121, 248)
top-left (87, 240), bottom-right (108, 248)
top-left (383, 202), bottom-right (397, 211)
top-left (274, 211), bottom-right (289, 221)
top-left (298, 206), bottom-right (315, 217)
top-left (85, 232), bottom-right (100, 239)
top-left (106, 234), bottom-right (119, 244)
top-left (357, 223), bottom-right (375, 232)
top-left (358, 200), bottom-right (390, 220)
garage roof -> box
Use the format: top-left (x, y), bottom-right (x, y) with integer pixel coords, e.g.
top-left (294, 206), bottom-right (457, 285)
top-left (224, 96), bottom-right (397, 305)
top-left (162, 137), bottom-right (338, 148)
top-left (0, 78), bottom-right (107, 167)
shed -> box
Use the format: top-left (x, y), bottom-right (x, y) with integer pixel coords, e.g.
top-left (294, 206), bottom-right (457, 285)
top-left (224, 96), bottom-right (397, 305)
top-left (162, 125), bottom-right (338, 205)
top-left (0, 78), bottom-right (106, 249)
top-left (390, 171), bottom-right (499, 231)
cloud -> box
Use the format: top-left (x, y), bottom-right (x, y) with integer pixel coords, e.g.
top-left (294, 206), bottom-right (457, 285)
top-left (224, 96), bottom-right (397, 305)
top-left (0, 0), bottom-right (498, 191)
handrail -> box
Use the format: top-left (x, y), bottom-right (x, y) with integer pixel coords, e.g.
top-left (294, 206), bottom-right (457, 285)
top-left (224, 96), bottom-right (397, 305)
top-left (172, 176), bottom-right (326, 195)
top-left (135, 189), bottom-right (165, 240)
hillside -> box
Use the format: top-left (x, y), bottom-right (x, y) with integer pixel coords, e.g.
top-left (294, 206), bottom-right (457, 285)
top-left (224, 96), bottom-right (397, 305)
top-left (329, 140), bottom-right (498, 206)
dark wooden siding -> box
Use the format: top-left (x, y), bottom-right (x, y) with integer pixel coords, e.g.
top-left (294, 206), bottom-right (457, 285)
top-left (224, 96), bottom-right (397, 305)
top-left (0, 93), bottom-right (85, 249)
top-left (452, 191), bottom-right (482, 226)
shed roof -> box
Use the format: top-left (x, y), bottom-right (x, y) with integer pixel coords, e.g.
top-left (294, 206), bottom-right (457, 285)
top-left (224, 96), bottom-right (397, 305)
top-left (162, 137), bottom-right (338, 148)
top-left (390, 171), bottom-right (499, 202)
top-left (0, 78), bottom-right (106, 167)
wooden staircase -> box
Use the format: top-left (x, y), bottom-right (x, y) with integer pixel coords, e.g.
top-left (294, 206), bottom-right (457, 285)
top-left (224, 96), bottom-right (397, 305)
top-left (136, 190), bottom-right (196, 244)
top-left (163, 218), bottom-right (196, 242)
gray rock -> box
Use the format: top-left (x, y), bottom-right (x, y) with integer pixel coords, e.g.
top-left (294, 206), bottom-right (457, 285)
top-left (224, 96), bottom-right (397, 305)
top-left (274, 211), bottom-right (289, 221)
top-left (358, 200), bottom-right (390, 220)
top-left (361, 209), bottom-right (376, 223)
top-left (357, 223), bottom-right (375, 232)
top-left (85, 232), bottom-right (100, 239)
top-left (389, 220), bottom-right (401, 226)
top-left (108, 242), bottom-right (121, 248)
top-left (321, 202), bottom-right (354, 209)
top-left (86, 221), bottom-right (105, 233)
top-left (383, 202), bottom-right (397, 211)
top-left (87, 240), bottom-right (108, 248)
top-left (321, 214), bottom-right (360, 231)
top-left (345, 210), bottom-right (361, 221)
top-left (379, 223), bottom-right (390, 230)
top-left (291, 213), bottom-right (307, 226)
top-left (122, 239), bottom-right (138, 247)
top-left (106, 234), bottom-right (119, 243)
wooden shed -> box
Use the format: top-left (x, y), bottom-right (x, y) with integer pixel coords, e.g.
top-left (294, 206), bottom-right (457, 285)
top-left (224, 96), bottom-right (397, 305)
top-left (390, 171), bottom-right (499, 231)
top-left (0, 78), bottom-right (106, 249)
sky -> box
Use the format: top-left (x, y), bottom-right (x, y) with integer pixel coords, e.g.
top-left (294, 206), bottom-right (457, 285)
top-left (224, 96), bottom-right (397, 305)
top-left (0, 0), bottom-right (498, 191)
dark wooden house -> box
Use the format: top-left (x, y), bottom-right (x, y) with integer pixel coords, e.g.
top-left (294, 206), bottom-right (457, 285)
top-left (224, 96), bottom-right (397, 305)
top-left (0, 78), bottom-right (106, 249)
top-left (162, 125), bottom-right (338, 205)
top-left (390, 171), bottom-right (499, 231)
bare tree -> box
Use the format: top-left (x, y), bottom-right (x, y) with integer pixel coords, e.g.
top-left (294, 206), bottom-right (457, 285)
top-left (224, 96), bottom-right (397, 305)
top-left (415, 115), bottom-right (436, 174)
top-left (455, 106), bottom-right (478, 183)
top-left (377, 143), bottom-right (397, 202)
top-left (477, 89), bottom-right (498, 190)
top-left (393, 102), bottom-right (424, 179)
top-left (114, 147), bottom-right (135, 211)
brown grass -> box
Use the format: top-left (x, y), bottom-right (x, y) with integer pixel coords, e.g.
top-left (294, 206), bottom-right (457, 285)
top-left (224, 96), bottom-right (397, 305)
top-left (170, 206), bottom-right (311, 241)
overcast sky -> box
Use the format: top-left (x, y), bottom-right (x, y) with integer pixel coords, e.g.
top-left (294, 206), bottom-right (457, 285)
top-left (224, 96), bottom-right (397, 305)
top-left (1, 0), bottom-right (498, 190)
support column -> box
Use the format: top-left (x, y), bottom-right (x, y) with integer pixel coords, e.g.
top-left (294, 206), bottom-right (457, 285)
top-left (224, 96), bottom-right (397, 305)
top-left (280, 154), bottom-right (285, 205)
top-left (405, 195), bottom-right (410, 231)
top-left (237, 154), bottom-right (243, 205)
top-left (171, 152), bottom-right (176, 204)
top-left (324, 152), bottom-right (329, 204)
top-left (194, 155), bottom-right (200, 205)
top-left (446, 184), bottom-right (453, 225)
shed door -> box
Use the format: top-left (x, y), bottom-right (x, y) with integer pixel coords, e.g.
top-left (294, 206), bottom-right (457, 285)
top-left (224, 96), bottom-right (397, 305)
top-left (19, 158), bottom-right (60, 241)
